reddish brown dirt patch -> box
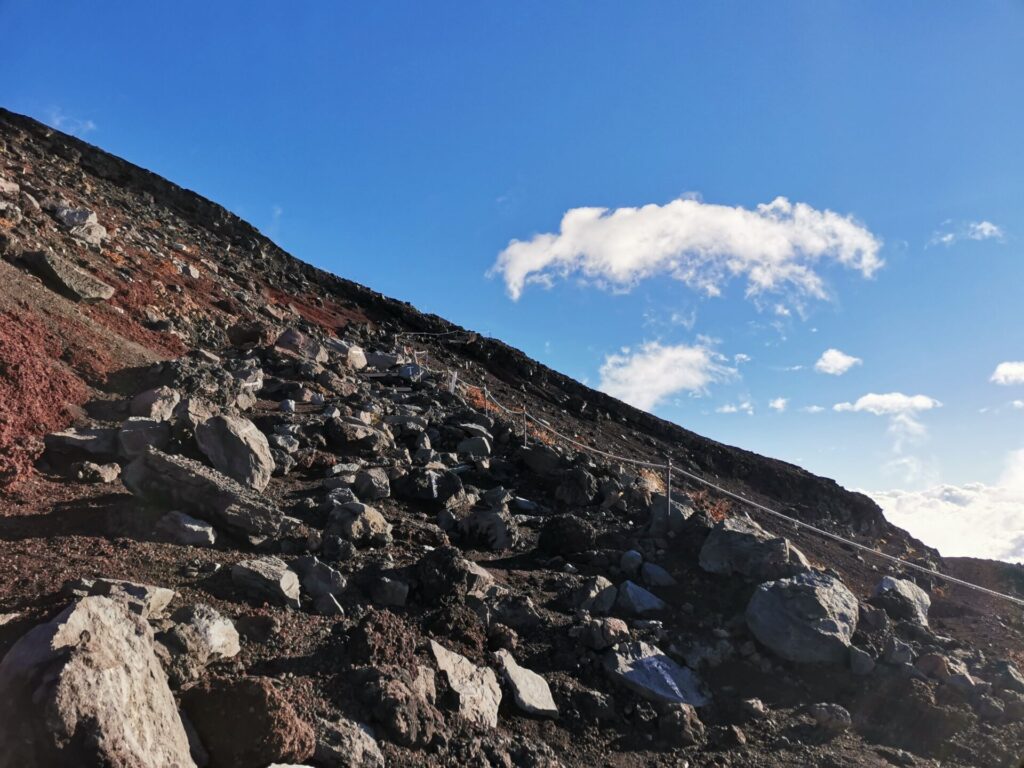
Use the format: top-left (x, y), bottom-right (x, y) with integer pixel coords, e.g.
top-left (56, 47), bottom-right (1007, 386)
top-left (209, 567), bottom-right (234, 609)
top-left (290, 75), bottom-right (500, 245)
top-left (0, 309), bottom-right (88, 486)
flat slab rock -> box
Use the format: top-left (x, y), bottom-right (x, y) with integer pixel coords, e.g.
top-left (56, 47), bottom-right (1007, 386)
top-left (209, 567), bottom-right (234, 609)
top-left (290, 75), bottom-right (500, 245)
top-left (0, 596), bottom-right (195, 767)
top-left (496, 649), bottom-right (559, 718)
top-left (122, 446), bottom-right (282, 540)
top-left (232, 556), bottom-right (301, 609)
top-left (23, 248), bottom-right (114, 301)
top-left (429, 640), bottom-right (502, 728)
top-left (603, 641), bottom-right (709, 706)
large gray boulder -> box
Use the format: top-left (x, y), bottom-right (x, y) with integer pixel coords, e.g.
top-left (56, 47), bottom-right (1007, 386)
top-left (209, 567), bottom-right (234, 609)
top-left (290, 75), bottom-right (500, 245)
top-left (495, 649), bottom-right (558, 718)
top-left (231, 557), bottom-right (301, 609)
top-left (699, 516), bottom-right (809, 581)
top-left (0, 596), bottom-right (195, 767)
top-left (130, 386), bottom-right (181, 422)
top-left (603, 641), bottom-right (709, 706)
top-left (872, 576), bottom-right (931, 627)
top-left (746, 572), bottom-right (859, 665)
top-left (196, 414), bottom-right (274, 491)
top-left (122, 447), bottom-right (282, 541)
top-left (429, 640), bottom-right (501, 728)
top-left (23, 248), bottom-right (114, 301)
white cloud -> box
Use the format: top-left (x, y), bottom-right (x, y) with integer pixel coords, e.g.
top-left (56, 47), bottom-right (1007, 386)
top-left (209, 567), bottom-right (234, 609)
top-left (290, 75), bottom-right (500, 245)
top-left (1014, 400), bottom-right (1024, 410)
top-left (991, 361), bottom-right (1024, 386)
top-left (491, 195), bottom-right (883, 302)
top-left (930, 219), bottom-right (1005, 246)
top-left (814, 348), bottom-right (862, 376)
top-left (769, 397), bottom-right (788, 412)
top-left (733, 353), bottom-right (752, 364)
top-left (717, 400), bottom-right (754, 415)
top-left (802, 405), bottom-right (825, 413)
top-left (598, 341), bottom-right (734, 411)
top-left (870, 449), bottom-right (1024, 562)
top-left (834, 392), bottom-right (942, 451)
top-left (46, 107), bottom-right (97, 136)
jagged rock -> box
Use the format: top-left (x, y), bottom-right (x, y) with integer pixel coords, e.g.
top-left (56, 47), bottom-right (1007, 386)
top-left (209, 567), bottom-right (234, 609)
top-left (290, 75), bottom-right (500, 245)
top-left (354, 467), bottom-right (391, 501)
top-left (699, 516), bottom-right (809, 581)
top-left (809, 702), bottom-right (852, 733)
top-left (0, 596), bottom-right (195, 767)
top-left (614, 580), bottom-right (667, 616)
top-left (87, 578), bottom-right (176, 618)
top-left (231, 557), bottom-right (301, 609)
top-left (555, 466), bottom-right (598, 506)
top-left (72, 460), bottom-right (120, 483)
top-left (659, 703), bottom-right (705, 746)
top-left (579, 616), bottom-right (630, 650)
top-left (993, 660), bottom-right (1024, 694)
top-left (275, 327), bottom-right (328, 363)
top-left (371, 577), bottom-right (409, 607)
top-left (360, 668), bottom-right (444, 749)
top-left (458, 507), bottom-right (518, 550)
top-left (195, 414), bottom-right (274, 491)
top-left (118, 417), bottom-right (171, 458)
top-left (157, 604), bottom-right (240, 685)
top-left (399, 467), bottom-right (466, 508)
top-left (520, 444), bottom-right (562, 476)
top-left (329, 502), bottom-right (393, 547)
top-left (181, 676), bottom-right (315, 768)
top-left (884, 636), bottom-right (914, 665)
top-left (746, 572), bottom-right (859, 665)
top-left (44, 426), bottom-right (118, 458)
top-left (640, 562), bottom-right (676, 587)
top-left (572, 576), bottom-right (618, 614)
top-left (122, 447), bottom-right (283, 540)
top-left (292, 555), bottom-right (346, 599)
top-left (326, 338), bottom-right (368, 370)
top-left (326, 418), bottom-right (394, 455)
top-left (538, 513), bottom-right (597, 555)
top-left (156, 510), bottom-right (217, 546)
top-left (23, 248), bottom-right (114, 300)
top-left (646, 494), bottom-right (695, 537)
top-left (457, 435), bottom-right (491, 457)
top-left (416, 547), bottom-right (493, 605)
top-left (603, 641), bottom-right (709, 706)
top-left (850, 646), bottom-right (876, 676)
top-left (131, 386), bottom-right (182, 421)
top-left (314, 717), bottom-right (384, 767)
top-left (429, 640), bottom-right (502, 728)
top-left (495, 649), bottom-right (559, 718)
top-left (47, 202), bottom-right (108, 245)
top-left (872, 576), bottom-right (931, 627)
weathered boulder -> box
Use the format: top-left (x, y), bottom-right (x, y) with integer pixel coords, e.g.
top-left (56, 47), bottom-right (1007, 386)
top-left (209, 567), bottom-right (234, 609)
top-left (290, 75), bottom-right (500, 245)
top-left (0, 596), bottom-right (195, 767)
top-left (118, 417), bottom-right (171, 459)
top-left (23, 248), bottom-right (114, 301)
top-left (495, 649), bottom-right (559, 718)
top-left (130, 386), bottom-right (181, 421)
top-left (615, 580), bottom-right (667, 616)
top-left (292, 555), bottom-right (346, 599)
top-left (538, 513), bottom-right (597, 555)
top-left (746, 572), bottom-right (859, 665)
top-left (157, 604), bottom-right (240, 685)
top-left (232, 557), bottom-right (301, 609)
top-left (87, 578), bottom-right (176, 618)
top-left (195, 414), bottom-right (274, 491)
top-left (354, 467), bottom-right (391, 501)
top-left (699, 516), bottom-right (809, 581)
top-left (429, 640), bottom-right (502, 728)
top-left (181, 676), bottom-right (314, 768)
top-left (555, 466), bottom-right (598, 506)
top-left (44, 426), bottom-right (118, 459)
top-left (275, 327), bottom-right (328, 363)
top-left (314, 717), bottom-right (384, 767)
top-left (603, 641), bottom-right (709, 706)
top-left (156, 510), bottom-right (217, 547)
top-left (458, 507), bottom-right (518, 550)
top-left (72, 460), bottom-right (120, 483)
top-left (579, 616), bottom-right (631, 650)
top-left (326, 338), bottom-right (368, 370)
top-left (122, 447), bottom-right (283, 540)
top-left (872, 576), bottom-right (931, 627)
top-left (457, 435), bottom-right (491, 458)
top-left (572, 576), bottom-right (618, 614)
top-left (47, 203), bottom-right (108, 245)
top-left (328, 502), bottom-right (393, 547)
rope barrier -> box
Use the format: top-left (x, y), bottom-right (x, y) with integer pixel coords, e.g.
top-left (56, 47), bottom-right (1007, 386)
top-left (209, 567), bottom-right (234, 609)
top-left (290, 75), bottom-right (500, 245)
top-left (395, 341), bottom-right (1024, 607)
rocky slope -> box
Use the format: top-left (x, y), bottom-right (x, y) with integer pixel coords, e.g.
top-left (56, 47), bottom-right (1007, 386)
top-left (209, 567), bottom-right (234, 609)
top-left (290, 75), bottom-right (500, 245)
top-left (1, 106), bottom-right (1023, 767)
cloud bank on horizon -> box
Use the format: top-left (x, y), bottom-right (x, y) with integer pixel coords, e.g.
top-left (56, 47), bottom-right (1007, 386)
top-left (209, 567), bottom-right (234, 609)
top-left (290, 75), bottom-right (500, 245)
top-left (490, 195), bottom-right (883, 302)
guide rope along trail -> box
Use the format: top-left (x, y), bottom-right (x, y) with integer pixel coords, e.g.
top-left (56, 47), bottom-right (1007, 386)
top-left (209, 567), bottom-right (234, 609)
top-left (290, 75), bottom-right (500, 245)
top-left (393, 334), bottom-right (1024, 607)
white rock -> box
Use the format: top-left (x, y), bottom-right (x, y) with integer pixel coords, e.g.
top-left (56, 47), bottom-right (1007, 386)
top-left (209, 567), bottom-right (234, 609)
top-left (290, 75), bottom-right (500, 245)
top-left (196, 414), bottom-right (274, 491)
top-left (495, 649), bottom-right (558, 718)
top-left (429, 640), bottom-right (502, 728)
top-left (603, 641), bottom-right (709, 706)
top-left (157, 510), bottom-right (217, 547)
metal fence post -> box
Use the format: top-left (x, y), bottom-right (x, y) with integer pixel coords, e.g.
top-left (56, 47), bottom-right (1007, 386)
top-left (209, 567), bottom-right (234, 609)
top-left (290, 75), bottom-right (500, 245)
top-left (666, 456), bottom-right (673, 510)
top-left (483, 385), bottom-right (489, 415)
top-left (523, 408), bottom-right (528, 447)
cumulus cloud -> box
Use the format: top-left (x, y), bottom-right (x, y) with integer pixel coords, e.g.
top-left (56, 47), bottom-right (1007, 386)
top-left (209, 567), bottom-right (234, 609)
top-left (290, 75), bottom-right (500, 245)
top-left (716, 403), bottom-right (757, 415)
top-left (870, 449), bottom-right (1024, 562)
top-left (930, 219), bottom-right (1005, 246)
top-left (814, 348), bottom-right (862, 376)
top-left (834, 392), bottom-right (941, 451)
top-left (769, 397), bottom-right (788, 412)
top-left (598, 341), bottom-right (734, 411)
top-left (490, 195), bottom-right (883, 302)
top-left (991, 361), bottom-right (1024, 386)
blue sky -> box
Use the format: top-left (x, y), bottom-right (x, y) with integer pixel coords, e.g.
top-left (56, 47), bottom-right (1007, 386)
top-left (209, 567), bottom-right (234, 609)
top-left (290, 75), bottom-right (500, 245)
top-left (4, 2), bottom-right (1024, 559)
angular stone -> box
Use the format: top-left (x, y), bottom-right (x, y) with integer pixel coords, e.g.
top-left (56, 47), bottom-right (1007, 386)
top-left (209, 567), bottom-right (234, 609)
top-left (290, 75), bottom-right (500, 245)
top-left (275, 327), bottom-right (328, 363)
top-left (495, 649), bottom-right (558, 718)
top-left (45, 426), bottom-right (118, 458)
top-left (89, 578), bottom-right (176, 618)
top-left (122, 447), bottom-right (283, 540)
top-left (118, 417), bottom-right (171, 459)
top-left (196, 414), bottom-right (274, 491)
top-left (292, 555), bottom-right (346, 599)
top-left (232, 557), bottom-right (301, 609)
top-left (157, 604), bottom-right (240, 686)
top-left (24, 248), bottom-right (114, 301)
top-left (354, 467), bottom-right (391, 501)
top-left (746, 572), bottom-right (859, 665)
top-left (580, 616), bottom-right (630, 650)
top-left (429, 640), bottom-right (502, 728)
top-left (603, 641), bottom-right (709, 706)
top-left (73, 460), bottom-right (120, 483)
top-left (314, 717), bottom-right (383, 768)
top-left (457, 436), bottom-right (491, 458)
top-left (573, 576), bottom-right (618, 615)
top-left (555, 466), bottom-right (598, 506)
top-left (329, 502), bottom-right (393, 547)
top-left (459, 507), bottom-right (517, 550)
top-left (640, 562), bottom-right (677, 587)
top-left (131, 386), bottom-right (181, 422)
top-left (699, 516), bottom-right (810, 581)
top-left (615, 580), bottom-right (667, 616)
top-left (326, 338), bottom-right (368, 370)
top-left (0, 596), bottom-right (195, 767)
top-left (156, 510), bottom-right (217, 547)
top-left (872, 576), bottom-right (931, 627)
